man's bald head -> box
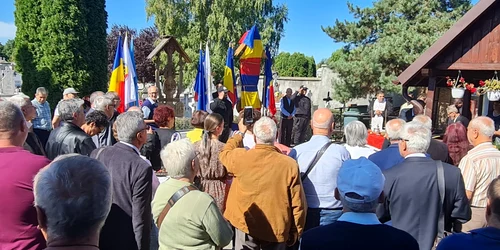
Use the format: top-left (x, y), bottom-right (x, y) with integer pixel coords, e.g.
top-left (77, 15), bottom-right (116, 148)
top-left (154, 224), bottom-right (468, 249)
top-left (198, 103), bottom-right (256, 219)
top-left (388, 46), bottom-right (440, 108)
top-left (385, 119), bottom-right (406, 141)
top-left (312, 108), bottom-right (334, 135)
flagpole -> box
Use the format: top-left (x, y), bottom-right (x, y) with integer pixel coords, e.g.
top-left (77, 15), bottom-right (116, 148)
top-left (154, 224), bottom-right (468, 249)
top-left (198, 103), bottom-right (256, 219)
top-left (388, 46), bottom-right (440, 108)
top-left (262, 47), bottom-right (269, 116)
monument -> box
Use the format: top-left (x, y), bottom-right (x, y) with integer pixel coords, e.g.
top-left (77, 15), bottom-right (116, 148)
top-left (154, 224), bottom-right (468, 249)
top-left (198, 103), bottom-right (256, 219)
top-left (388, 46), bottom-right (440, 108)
top-left (0, 59), bottom-right (22, 97)
top-left (147, 36), bottom-right (192, 117)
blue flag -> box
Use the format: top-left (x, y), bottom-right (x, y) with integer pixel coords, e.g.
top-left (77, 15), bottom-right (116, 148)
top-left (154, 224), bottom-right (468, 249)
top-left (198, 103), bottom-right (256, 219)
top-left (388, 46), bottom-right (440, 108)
top-left (194, 49), bottom-right (208, 111)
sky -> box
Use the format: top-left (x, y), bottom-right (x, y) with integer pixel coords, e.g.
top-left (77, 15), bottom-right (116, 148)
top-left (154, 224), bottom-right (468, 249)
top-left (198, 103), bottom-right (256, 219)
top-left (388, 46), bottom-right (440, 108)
top-left (0, 0), bottom-right (480, 62)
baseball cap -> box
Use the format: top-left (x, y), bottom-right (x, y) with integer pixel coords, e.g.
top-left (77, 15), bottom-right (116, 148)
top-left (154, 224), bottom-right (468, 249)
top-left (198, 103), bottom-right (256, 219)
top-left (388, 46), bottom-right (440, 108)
top-left (300, 85), bottom-right (308, 90)
top-left (217, 86), bottom-right (229, 93)
top-left (63, 87), bottom-right (79, 95)
top-left (337, 157), bottom-right (385, 204)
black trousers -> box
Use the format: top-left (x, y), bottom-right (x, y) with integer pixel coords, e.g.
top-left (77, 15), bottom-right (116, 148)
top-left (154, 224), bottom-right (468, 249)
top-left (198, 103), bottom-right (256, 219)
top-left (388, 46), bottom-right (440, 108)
top-left (292, 116), bottom-right (309, 145)
top-left (33, 128), bottom-right (51, 149)
top-left (280, 118), bottom-right (293, 147)
top-left (219, 127), bottom-right (231, 143)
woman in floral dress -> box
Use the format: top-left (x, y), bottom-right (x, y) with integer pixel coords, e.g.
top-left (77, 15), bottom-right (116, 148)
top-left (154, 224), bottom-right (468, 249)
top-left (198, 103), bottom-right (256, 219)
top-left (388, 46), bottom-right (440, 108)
top-left (195, 113), bottom-right (228, 212)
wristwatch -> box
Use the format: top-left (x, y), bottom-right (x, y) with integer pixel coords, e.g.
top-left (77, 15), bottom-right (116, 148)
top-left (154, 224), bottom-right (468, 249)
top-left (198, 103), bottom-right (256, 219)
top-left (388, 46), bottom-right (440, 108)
top-left (234, 130), bottom-right (246, 137)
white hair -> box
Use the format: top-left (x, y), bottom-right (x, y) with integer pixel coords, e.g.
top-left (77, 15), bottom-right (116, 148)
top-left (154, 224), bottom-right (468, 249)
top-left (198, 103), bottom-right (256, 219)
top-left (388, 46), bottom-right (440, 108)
top-left (0, 101), bottom-right (25, 133)
top-left (344, 121), bottom-right (368, 147)
top-left (58, 99), bottom-right (84, 122)
top-left (412, 115), bottom-right (432, 130)
top-left (253, 117), bottom-right (277, 145)
top-left (33, 155), bottom-right (112, 241)
top-left (36, 87), bottom-right (48, 95)
top-left (470, 116), bottom-right (495, 137)
top-left (161, 139), bottom-right (197, 179)
top-left (94, 95), bottom-right (113, 112)
top-left (89, 91), bottom-right (104, 107)
top-left (402, 122), bottom-right (431, 153)
top-left (447, 105), bottom-right (459, 114)
top-left (115, 111), bottom-right (144, 143)
top-left (8, 94), bottom-right (30, 108)
top-left (127, 106), bottom-right (143, 116)
top-left (385, 119), bottom-right (406, 140)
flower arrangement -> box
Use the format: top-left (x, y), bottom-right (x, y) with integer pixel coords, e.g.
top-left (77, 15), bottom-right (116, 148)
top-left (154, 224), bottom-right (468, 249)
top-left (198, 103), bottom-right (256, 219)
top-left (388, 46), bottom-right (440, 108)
top-left (446, 76), bottom-right (476, 93)
top-left (477, 72), bottom-right (500, 94)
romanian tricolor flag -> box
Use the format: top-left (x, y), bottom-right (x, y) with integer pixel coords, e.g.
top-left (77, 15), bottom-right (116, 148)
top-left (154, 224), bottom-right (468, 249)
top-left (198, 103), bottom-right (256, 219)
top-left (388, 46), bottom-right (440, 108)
top-left (239, 25), bottom-right (263, 109)
top-left (108, 36), bottom-right (125, 112)
top-left (223, 46), bottom-right (237, 107)
top-left (264, 47), bottom-right (276, 116)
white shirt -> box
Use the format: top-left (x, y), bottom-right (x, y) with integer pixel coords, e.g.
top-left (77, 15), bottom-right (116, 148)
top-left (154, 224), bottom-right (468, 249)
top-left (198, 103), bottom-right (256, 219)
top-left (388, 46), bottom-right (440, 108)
top-left (373, 99), bottom-right (387, 113)
top-left (344, 145), bottom-right (377, 159)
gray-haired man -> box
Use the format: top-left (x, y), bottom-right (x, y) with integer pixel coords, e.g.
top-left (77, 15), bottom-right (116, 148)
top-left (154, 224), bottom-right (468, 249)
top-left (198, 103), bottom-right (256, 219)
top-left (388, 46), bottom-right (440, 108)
top-left (301, 157), bottom-right (419, 250)
top-left (33, 155), bottom-right (112, 250)
top-left (32, 87), bottom-right (51, 147)
top-left (91, 111), bottom-right (152, 250)
top-left (45, 98), bottom-right (95, 160)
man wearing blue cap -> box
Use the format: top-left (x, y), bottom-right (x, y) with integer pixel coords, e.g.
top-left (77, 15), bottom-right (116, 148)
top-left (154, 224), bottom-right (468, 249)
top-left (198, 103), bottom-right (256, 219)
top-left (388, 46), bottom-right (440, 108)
top-left (301, 157), bottom-right (419, 250)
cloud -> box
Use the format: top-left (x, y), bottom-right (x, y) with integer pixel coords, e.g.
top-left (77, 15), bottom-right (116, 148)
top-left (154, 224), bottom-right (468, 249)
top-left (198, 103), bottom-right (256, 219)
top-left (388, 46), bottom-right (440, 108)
top-left (0, 22), bottom-right (16, 39)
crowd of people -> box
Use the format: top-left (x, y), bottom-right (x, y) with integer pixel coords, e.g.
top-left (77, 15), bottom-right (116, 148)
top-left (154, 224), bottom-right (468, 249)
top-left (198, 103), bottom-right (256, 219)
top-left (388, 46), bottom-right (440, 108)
top-left (0, 84), bottom-right (499, 250)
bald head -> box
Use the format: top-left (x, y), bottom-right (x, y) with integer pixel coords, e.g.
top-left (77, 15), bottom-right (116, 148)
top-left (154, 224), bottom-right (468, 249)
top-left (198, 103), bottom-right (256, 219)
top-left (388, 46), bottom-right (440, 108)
top-left (385, 119), bottom-right (406, 141)
top-left (312, 108), bottom-right (334, 136)
top-left (412, 115), bottom-right (432, 130)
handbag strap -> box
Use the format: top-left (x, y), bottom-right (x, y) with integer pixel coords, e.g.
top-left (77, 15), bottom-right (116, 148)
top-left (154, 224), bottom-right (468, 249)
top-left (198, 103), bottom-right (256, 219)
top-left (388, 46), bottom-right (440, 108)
top-left (301, 141), bottom-right (333, 182)
top-left (156, 185), bottom-right (197, 229)
top-left (436, 160), bottom-right (445, 239)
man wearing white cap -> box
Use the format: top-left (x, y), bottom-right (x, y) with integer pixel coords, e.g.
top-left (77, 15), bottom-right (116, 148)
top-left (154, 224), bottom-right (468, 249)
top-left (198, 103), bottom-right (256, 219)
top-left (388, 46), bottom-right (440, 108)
top-left (51, 87), bottom-right (79, 129)
top-left (301, 157), bottom-right (419, 250)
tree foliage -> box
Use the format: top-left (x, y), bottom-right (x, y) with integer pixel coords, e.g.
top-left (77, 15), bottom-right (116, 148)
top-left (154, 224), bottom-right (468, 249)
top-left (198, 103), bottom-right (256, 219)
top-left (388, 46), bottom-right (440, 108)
top-left (107, 25), bottom-right (158, 83)
top-left (323, 0), bottom-right (471, 102)
top-left (273, 52), bottom-right (316, 77)
top-left (0, 40), bottom-right (15, 61)
top-left (145, 0), bottom-right (288, 85)
top-left (14, 0), bottom-right (108, 108)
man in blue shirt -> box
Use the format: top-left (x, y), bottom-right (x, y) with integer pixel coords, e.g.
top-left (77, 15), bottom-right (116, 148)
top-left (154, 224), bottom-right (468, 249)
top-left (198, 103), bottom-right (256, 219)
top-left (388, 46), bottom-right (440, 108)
top-left (280, 88), bottom-right (295, 147)
top-left (290, 108), bottom-right (350, 231)
top-left (368, 118), bottom-right (406, 171)
top-left (437, 176), bottom-right (500, 250)
top-left (31, 87), bottom-right (51, 148)
top-left (301, 157), bottom-right (419, 250)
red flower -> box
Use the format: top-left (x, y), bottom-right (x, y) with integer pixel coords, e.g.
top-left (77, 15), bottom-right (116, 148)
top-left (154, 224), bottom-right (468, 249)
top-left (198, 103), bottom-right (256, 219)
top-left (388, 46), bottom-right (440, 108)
top-left (446, 76), bottom-right (450, 80)
top-left (470, 88), bottom-right (477, 94)
top-left (460, 77), bottom-right (465, 83)
top-left (447, 80), bottom-right (453, 87)
top-left (479, 80), bottom-right (485, 86)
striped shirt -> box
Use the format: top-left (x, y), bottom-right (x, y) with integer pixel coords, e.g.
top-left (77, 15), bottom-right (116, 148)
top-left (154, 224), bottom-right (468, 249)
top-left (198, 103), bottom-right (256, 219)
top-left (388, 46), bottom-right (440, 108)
top-left (458, 142), bottom-right (500, 207)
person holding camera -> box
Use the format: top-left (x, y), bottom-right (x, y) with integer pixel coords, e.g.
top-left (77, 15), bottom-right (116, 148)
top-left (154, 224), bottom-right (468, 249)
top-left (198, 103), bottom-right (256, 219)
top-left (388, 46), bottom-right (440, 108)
top-left (210, 86), bottom-right (233, 143)
top-left (292, 85), bottom-right (312, 145)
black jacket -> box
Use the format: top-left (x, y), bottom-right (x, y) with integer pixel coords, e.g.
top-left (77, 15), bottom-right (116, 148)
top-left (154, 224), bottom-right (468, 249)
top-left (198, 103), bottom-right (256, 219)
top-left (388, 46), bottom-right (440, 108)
top-left (378, 157), bottom-right (471, 250)
top-left (91, 142), bottom-right (152, 250)
top-left (24, 131), bottom-right (46, 156)
top-left (45, 122), bottom-right (96, 160)
top-left (448, 115), bottom-right (470, 128)
top-left (291, 92), bottom-right (311, 118)
top-left (210, 97), bottom-right (233, 128)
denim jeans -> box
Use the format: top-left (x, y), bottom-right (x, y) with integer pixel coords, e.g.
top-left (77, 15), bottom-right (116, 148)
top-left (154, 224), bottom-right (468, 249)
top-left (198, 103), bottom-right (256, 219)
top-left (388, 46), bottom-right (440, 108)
top-left (304, 208), bottom-right (343, 232)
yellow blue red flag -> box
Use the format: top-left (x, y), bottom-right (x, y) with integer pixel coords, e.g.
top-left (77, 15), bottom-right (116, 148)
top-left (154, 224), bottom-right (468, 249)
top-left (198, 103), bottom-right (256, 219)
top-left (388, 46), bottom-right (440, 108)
top-left (108, 36), bottom-right (125, 112)
top-left (223, 46), bottom-right (237, 106)
top-left (239, 25), bottom-right (263, 109)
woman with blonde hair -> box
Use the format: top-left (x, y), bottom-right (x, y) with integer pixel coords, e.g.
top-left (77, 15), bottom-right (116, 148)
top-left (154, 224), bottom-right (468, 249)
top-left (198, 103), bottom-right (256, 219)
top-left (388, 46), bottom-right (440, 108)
top-left (195, 113), bottom-right (228, 212)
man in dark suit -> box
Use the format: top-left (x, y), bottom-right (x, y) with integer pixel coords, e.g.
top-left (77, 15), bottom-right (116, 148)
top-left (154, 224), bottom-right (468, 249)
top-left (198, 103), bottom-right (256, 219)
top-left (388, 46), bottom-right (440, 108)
top-left (447, 105), bottom-right (470, 128)
top-left (413, 115), bottom-right (451, 163)
top-left (280, 88), bottom-right (295, 146)
top-left (378, 122), bottom-right (471, 250)
top-left (91, 111), bottom-right (152, 250)
top-left (369, 118), bottom-right (406, 171)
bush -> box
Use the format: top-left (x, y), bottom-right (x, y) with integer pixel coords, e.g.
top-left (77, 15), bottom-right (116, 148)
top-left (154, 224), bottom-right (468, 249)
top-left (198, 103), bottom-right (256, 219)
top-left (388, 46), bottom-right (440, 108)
top-left (175, 117), bottom-right (193, 131)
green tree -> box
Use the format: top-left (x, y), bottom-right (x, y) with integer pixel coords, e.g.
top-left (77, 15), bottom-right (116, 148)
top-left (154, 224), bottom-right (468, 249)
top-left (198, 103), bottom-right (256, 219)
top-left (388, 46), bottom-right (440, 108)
top-left (323, 0), bottom-right (471, 102)
top-left (146, 0), bottom-right (288, 85)
top-left (134, 27), bottom-right (159, 83)
top-left (15, 0), bottom-right (108, 108)
top-left (3, 40), bottom-right (15, 61)
top-left (107, 25), bottom-right (137, 76)
top-left (273, 52), bottom-right (317, 77)
top-left (14, 0), bottom-right (44, 99)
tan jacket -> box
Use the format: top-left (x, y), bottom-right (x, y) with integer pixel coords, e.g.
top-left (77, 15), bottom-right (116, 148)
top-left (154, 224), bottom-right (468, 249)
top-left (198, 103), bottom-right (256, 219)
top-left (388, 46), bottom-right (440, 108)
top-left (219, 134), bottom-right (307, 244)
